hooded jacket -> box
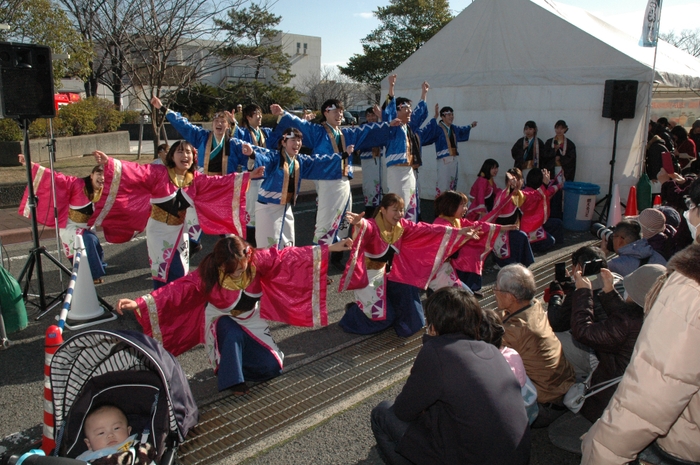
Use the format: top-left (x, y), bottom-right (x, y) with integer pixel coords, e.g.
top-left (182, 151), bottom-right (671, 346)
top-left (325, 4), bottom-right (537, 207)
top-left (608, 238), bottom-right (667, 277)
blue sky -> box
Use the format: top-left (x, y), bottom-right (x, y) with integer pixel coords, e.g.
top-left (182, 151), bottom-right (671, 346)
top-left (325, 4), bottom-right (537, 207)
top-left (270, 0), bottom-right (700, 67)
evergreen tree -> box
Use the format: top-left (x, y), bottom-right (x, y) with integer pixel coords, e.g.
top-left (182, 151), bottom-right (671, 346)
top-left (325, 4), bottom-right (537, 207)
top-left (339, 0), bottom-right (453, 86)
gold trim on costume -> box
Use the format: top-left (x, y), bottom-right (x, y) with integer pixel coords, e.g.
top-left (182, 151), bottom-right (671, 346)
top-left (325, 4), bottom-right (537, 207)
top-left (150, 204), bottom-right (186, 225)
top-left (167, 167), bottom-right (193, 188)
top-left (142, 294), bottom-right (162, 343)
top-left (218, 264), bottom-right (256, 291)
top-left (312, 245), bottom-right (322, 327)
top-left (375, 214), bottom-right (404, 245)
top-left (68, 209), bottom-right (91, 224)
top-left (94, 159), bottom-right (121, 228)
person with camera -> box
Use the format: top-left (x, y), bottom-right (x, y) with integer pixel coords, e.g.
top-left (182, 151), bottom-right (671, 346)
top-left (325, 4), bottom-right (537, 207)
top-left (547, 247), bottom-right (624, 382)
top-left (600, 219), bottom-right (666, 277)
top-left (582, 178), bottom-right (700, 465)
top-left (495, 264), bottom-right (575, 428)
top-left (569, 264), bottom-right (664, 423)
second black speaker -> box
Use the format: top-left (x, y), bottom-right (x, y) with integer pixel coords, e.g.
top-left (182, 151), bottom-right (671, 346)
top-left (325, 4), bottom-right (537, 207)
top-left (602, 80), bottom-right (638, 120)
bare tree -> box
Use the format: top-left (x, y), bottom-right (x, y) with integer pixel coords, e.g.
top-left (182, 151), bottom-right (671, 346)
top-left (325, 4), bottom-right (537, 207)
top-left (660, 28), bottom-right (700, 58)
top-left (300, 66), bottom-right (375, 111)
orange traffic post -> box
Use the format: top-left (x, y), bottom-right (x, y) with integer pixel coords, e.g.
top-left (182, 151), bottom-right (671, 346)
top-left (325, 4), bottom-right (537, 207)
top-left (41, 325), bottom-right (63, 454)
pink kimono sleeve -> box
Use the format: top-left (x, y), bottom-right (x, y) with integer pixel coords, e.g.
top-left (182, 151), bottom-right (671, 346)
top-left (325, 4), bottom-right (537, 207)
top-left (338, 218), bottom-right (379, 292)
top-left (93, 158), bottom-right (154, 243)
top-left (188, 172), bottom-right (250, 237)
top-left (135, 271), bottom-right (208, 356)
top-left (390, 220), bottom-right (471, 289)
top-left (255, 246), bottom-right (329, 327)
top-left (18, 163), bottom-right (75, 228)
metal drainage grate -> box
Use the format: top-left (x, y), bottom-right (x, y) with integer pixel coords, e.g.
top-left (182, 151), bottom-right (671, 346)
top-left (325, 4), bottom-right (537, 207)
top-left (179, 331), bottom-right (423, 465)
top-left (178, 240), bottom-right (598, 465)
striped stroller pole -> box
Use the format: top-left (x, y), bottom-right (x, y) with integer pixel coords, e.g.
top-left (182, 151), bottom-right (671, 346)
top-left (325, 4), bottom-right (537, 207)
top-left (41, 325), bottom-right (63, 454)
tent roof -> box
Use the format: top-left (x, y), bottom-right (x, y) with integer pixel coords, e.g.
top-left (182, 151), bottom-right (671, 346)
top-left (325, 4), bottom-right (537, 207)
top-left (386, 0), bottom-right (700, 90)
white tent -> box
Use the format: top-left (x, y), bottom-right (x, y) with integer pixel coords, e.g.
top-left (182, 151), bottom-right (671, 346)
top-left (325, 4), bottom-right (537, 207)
top-left (383, 0), bottom-right (700, 203)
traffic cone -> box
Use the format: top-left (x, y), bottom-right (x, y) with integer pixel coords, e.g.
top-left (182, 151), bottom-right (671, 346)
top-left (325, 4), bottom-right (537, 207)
top-left (41, 325), bottom-right (63, 454)
top-left (607, 184), bottom-right (622, 227)
top-left (653, 195), bottom-right (662, 206)
top-left (64, 235), bottom-right (116, 330)
top-left (624, 186), bottom-right (638, 217)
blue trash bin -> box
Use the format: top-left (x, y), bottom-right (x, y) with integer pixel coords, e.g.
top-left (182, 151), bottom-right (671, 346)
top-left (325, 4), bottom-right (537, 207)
top-left (563, 182), bottom-right (600, 231)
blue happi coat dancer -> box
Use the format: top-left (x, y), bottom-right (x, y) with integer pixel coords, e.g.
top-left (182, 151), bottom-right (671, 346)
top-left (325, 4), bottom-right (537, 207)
top-left (231, 104), bottom-right (277, 243)
top-left (357, 105), bottom-right (386, 217)
top-left (382, 75), bottom-right (429, 222)
top-left (239, 128), bottom-right (351, 249)
top-left (270, 101), bottom-right (398, 246)
top-left (420, 103), bottom-right (478, 197)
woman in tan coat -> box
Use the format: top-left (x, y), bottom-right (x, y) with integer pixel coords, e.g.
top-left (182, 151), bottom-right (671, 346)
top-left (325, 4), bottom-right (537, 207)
top-left (581, 178), bottom-right (700, 464)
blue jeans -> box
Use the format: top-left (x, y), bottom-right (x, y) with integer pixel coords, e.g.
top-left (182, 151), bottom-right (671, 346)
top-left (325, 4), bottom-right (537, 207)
top-left (80, 229), bottom-right (106, 279)
top-left (215, 316), bottom-right (282, 391)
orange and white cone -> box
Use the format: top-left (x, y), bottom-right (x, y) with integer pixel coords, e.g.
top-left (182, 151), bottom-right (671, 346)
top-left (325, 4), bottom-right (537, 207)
top-left (41, 325), bottom-right (63, 454)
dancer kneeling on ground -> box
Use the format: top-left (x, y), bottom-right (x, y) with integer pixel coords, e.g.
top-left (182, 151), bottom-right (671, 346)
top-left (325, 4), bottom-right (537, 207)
top-left (338, 193), bottom-right (480, 337)
top-left (18, 154), bottom-right (108, 284)
top-left (116, 235), bottom-right (352, 395)
top-left (431, 190), bottom-right (513, 294)
top-left (371, 287), bottom-right (531, 465)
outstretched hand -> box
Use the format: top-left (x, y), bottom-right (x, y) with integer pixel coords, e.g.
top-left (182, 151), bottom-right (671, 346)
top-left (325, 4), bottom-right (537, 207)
top-left (329, 238), bottom-right (353, 253)
top-left (346, 211), bottom-right (365, 226)
top-left (17, 153), bottom-right (26, 166)
top-left (542, 169), bottom-right (551, 186)
top-left (93, 150), bottom-right (109, 165)
top-left (372, 104), bottom-right (382, 121)
top-left (270, 104), bottom-right (284, 116)
top-left (150, 96), bottom-right (162, 109)
top-left (250, 166), bottom-right (265, 179)
top-left (241, 143), bottom-right (254, 156)
top-left (116, 298), bottom-right (138, 316)
top-left (459, 226), bottom-right (480, 241)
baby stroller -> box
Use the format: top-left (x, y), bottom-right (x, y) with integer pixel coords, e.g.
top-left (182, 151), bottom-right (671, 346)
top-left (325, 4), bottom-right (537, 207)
top-left (38, 329), bottom-right (197, 465)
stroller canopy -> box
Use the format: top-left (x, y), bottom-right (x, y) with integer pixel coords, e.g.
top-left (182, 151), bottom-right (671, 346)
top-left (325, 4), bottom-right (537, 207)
top-left (49, 330), bottom-right (198, 445)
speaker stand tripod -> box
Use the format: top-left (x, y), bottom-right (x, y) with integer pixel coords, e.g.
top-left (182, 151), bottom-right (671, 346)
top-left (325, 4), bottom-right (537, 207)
top-left (596, 118), bottom-right (622, 224)
top-left (16, 118), bottom-right (69, 318)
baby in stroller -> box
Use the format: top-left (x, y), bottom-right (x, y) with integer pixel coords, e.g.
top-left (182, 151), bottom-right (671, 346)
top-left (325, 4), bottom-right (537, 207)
top-left (76, 404), bottom-right (153, 465)
top-left (49, 330), bottom-right (198, 465)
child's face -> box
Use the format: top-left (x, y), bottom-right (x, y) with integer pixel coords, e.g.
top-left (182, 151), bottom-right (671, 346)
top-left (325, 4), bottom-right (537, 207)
top-left (84, 407), bottom-right (131, 451)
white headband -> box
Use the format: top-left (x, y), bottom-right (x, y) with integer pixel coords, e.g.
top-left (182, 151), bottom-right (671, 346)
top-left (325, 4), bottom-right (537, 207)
top-left (325, 104), bottom-right (337, 111)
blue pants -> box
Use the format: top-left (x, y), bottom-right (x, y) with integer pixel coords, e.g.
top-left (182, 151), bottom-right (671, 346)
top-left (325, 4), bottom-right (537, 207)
top-left (530, 218), bottom-right (564, 254)
top-left (153, 253), bottom-right (185, 290)
top-left (339, 280), bottom-right (425, 338)
top-left (215, 316), bottom-right (282, 391)
top-left (493, 230), bottom-right (535, 268)
top-left (80, 230), bottom-right (106, 280)
top-left (457, 270), bottom-right (482, 292)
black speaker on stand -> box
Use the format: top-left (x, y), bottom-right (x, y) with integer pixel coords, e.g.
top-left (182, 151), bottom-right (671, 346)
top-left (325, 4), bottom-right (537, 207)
top-left (597, 79), bottom-right (638, 224)
top-left (0, 42), bottom-right (71, 317)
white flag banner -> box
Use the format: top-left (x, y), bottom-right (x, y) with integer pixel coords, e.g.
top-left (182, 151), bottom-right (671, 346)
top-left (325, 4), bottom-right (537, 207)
top-left (640, 0), bottom-right (663, 47)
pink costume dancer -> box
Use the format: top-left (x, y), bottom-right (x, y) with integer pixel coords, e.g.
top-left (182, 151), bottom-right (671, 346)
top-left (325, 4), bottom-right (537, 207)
top-left (18, 156), bottom-right (151, 280)
top-left (117, 236), bottom-right (344, 393)
top-left (484, 168), bottom-right (564, 264)
top-left (431, 207), bottom-right (502, 292)
top-left (467, 158), bottom-right (501, 221)
top-left (338, 194), bottom-right (477, 337)
top-left (94, 143), bottom-right (253, 289)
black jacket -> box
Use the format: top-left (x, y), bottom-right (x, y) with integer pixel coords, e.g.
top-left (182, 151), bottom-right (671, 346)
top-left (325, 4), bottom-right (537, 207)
top-left (570, 288), bottom-right (643, 423)
top-left (394, 333), bottom-right (530, 465)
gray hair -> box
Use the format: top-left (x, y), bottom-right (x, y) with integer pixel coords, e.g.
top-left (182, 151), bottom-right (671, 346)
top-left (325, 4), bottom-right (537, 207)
top-left (496, 264), bottom-right (536, 301)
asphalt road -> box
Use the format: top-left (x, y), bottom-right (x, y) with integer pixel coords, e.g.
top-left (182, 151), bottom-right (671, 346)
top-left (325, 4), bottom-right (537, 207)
top-left (0, 198), bottom-right (582, 464)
